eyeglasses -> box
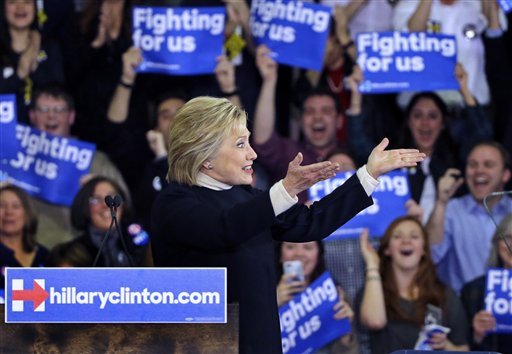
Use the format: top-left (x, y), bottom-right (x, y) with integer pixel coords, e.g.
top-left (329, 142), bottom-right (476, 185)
top-left (88, 195), bottom-right (104, 206)
top-left (35, 106), bottom-right (69, 115)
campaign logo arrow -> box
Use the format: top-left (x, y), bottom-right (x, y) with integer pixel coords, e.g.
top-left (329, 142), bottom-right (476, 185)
top-left (12, 280), bottom-right (49, 310)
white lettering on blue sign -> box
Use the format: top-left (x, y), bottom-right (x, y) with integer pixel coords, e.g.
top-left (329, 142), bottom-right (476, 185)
top-left (14, 125), bottom-right (93, 172)
top-left (133, 8), bottom-right (224, 35)
top-left (0, 100), bottom-right (15, 123)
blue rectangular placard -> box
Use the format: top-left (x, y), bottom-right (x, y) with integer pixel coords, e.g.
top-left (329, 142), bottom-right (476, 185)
top-left (133, 6), bottom-right (225, 75)
top-left (484, 268), bottom-right (512, 333)
top-left (356, 31), bottom-right (458, 93)
top-left (309, 170), bottom-right (410, 239)
top-left (279, 272), bottom-right (350, 354)
top-left (498, 0), bottom-right (512, 13)
top-left (5, 268), bottom-right (226, 323)
top-left (0, 124), bottom-right (95, 206)
top-left (249, 0), bottom-right (331, 71)
top-left (0, 94), bottom-right (19, 164)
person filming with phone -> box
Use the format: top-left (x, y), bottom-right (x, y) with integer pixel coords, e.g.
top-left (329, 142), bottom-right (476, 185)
top-left (277, 240), bottom-right (358, 353)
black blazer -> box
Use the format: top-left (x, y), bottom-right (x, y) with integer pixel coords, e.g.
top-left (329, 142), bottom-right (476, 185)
top-left (151, 174), bottom-right (372, 353)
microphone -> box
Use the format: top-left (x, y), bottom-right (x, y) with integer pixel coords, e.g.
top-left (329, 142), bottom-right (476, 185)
top-left (93, 194), bottom-right (135, 267)
top-left (483, 191), bottom-right (512, 257)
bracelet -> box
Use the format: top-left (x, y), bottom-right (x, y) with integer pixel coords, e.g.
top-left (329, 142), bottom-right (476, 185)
top-left (366, 267), bottom-right (379, 273)
top-left (341, 40), bottom-right (354, 51)
top-left (366, 275), bottom-right (381, 281)
top-left (220, 88), bottom-right (239, 97)
top-left (119, 80), bottom-right (134, 89)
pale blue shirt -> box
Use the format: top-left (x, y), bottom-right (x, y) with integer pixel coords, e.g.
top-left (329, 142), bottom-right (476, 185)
top-left (431, 194), bottom-right (512, 293)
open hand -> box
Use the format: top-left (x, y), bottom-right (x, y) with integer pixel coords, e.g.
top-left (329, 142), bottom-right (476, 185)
top-left (366, 138), bottom-right (425, 179)
top-left (282, 153), bottom-right (340, 197)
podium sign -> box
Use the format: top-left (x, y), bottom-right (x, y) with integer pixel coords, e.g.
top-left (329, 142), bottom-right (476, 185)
top-left (5, 268), bottom-right (226, 323)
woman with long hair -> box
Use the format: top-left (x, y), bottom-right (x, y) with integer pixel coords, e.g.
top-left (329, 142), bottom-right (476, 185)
top-left (0, 184), bottom-right (47, 291)
top-left (359, 216), bottom-right (469, 353)
top-left (0, 0), bottom-right (64, 121)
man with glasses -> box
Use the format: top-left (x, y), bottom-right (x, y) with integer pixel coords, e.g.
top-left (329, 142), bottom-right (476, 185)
top-left (27, 84), bottom-right (130, 250)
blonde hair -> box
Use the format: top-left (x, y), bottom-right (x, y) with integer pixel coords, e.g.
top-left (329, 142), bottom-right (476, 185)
top-left (166, 96), bottom-right (247, 185)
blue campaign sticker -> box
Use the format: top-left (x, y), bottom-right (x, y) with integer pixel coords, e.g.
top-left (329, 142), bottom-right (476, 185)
top-left (249, 0), bottom-right (331, 71)
top-left (133, 6), bottom-right (225, 75)
top-left (309, 170), bottom-right (410, 239)
top-left (5, 268), bottom-right (227, 323)
top-left (356, 31), bottom-right (458, 93)
top-left (0, 94), bottom-right (19, 164)
top-left (498, 0), bottom-right (512, 13)
top-left (279, 272), bottom-right (350, 354)
top-left (0, 124), bottom-right (95, 206)
top-left (484, 268), bottom-right (512, 333)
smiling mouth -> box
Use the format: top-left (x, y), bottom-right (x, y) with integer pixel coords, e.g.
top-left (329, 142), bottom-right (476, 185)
top-left (399, 250), bottom-right (414, 256)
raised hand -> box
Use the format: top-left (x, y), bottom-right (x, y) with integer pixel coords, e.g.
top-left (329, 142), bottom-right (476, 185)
top-left (282, 153), bottom-right (340, 198)
top-left (17, 30), bottom-right (40, 79)
top-left (276, 273), bottom-right (306, 306)
top-left (146, 130), bottom-right (167, 158)
top-left (121, 47), bottom-right (142, 85)
top-left (215, 55), bottom-right (237, 94)
top-left (437, 168), bottom-right (464, 204)
top-left (366, 138), bottom-right (425, 179)
top-left (359, 229), bottom-right (379, 269)
top-left (405, 199), bottom-right (424, 222)
top-left (256, 44), bottom-right (278, 83)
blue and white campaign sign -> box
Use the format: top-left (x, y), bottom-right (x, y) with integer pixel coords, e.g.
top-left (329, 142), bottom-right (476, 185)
top-left (0, 124), bottom-right (95, 206)
top-left (309, 170), bottom-right (410, 239)
top-left (499, 0), bottom-right (512, 13)
top-left (250, 0), bottom-right (331, 71)
top-left (133, 6), bottom-right (225, 75)
top-left (484, 268), bottom-right (512, 333)
top-left (279, 272), bottom-right (349, 354)
top-left (356, 31), bottom-right (458, 93)
top-left (0, 94), bottom-right (19, 164)
top-left (5, 268), bottom-right (226, 323)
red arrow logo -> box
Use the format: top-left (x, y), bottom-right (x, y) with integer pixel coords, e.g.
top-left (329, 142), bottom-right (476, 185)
top-left (12, 281), bottom-right (49, 310)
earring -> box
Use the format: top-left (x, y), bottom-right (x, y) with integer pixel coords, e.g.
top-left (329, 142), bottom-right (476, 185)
top-left (207, 163), bottom-right (213, 170)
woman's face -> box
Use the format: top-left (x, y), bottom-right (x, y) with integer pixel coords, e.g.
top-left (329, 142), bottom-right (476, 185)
top-left (204, 126), bottom-right (257, 186)
top-left (0, 190), bottom-right (26, 237)
top-left (385, 220), bottom-right (425, 271)
top-left (407, 97), bottom-right (444, 155)
top-left (5, 0), bottom-right (35, 31)
top-left (498, 234), bottom-right (512, 268)
top-left (281, 241), bottom-right (319, 279)
top-left (88, 181), bottom-right (123, 232)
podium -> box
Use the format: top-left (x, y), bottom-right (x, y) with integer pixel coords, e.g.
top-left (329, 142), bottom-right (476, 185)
top-left (0, 304), bottom-right (239, 353)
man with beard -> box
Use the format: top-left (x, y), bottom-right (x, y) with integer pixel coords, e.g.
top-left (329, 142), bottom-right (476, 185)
top-left (252, 45), bottom-right (345, 203)
top-left (426, 141), bottom-right (512, 293)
